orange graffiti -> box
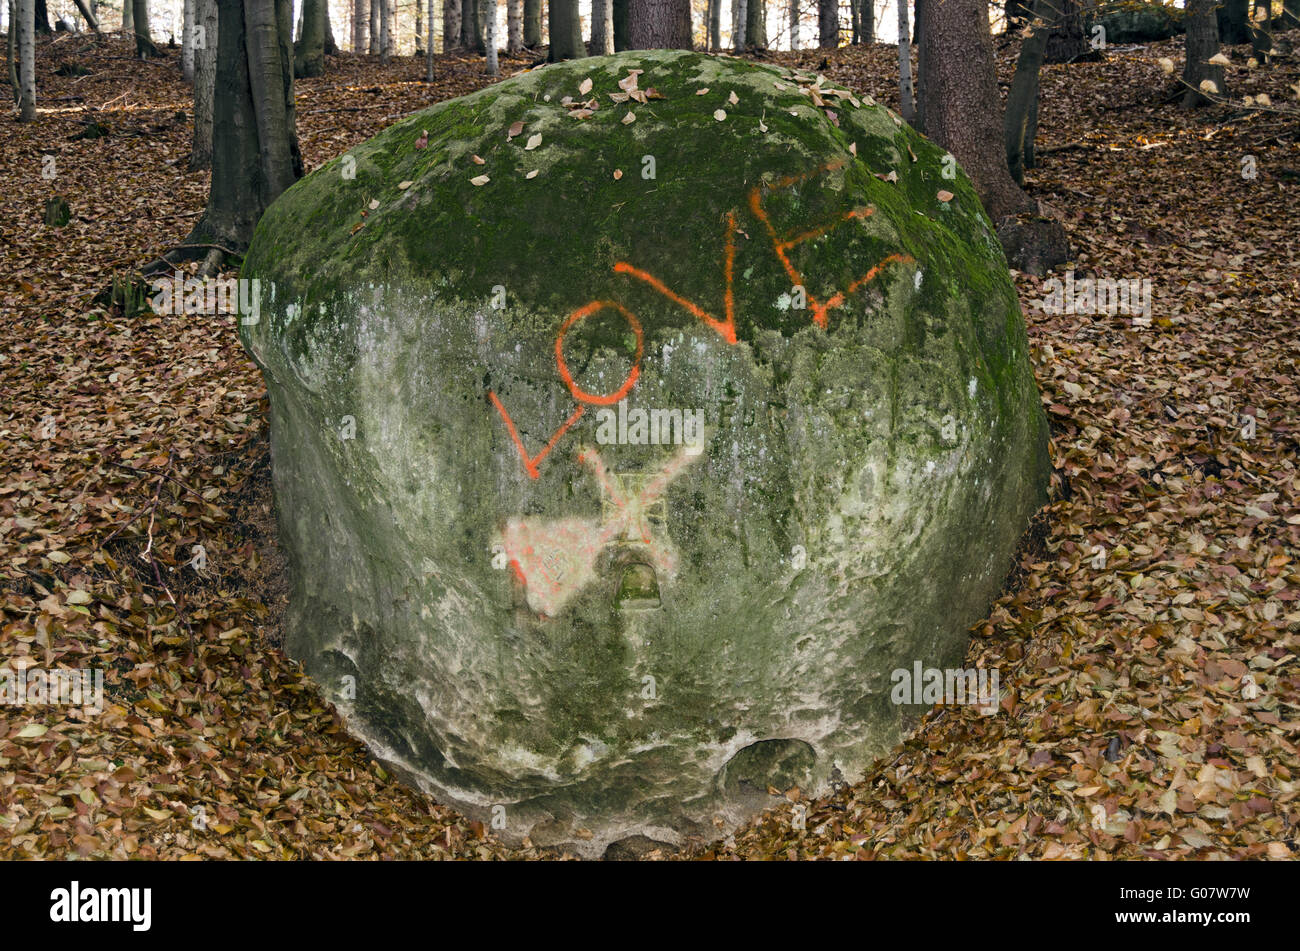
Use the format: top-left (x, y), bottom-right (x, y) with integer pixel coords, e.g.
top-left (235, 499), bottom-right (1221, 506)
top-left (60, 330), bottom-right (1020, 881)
top-left (489, 160), bottom-right (915, 479)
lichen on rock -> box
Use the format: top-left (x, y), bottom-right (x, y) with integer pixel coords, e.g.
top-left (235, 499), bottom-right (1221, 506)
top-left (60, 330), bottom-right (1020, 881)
top-left (240, 49), bottom-right (1050, 857)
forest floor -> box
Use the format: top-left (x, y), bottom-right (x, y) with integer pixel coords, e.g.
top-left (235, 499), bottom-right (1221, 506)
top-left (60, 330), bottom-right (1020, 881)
top-left (0, 31), bottom-right (1296, 860)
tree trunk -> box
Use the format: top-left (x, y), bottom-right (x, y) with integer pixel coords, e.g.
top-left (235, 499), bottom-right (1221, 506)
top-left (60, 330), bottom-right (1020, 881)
top-left (184, 0), bottom-right (303, 267)
top-left (897, 0), bottom-right (914, 123)
top-left (17, 0), bottom-right (34, 121)
top-left (1250, 0), bottom-right (1271, 61)
top-left (8, 0), bottom-right (19, 108)
top-left (592, 0), bottom-right (613, 53)
top-left (426, 0), bottom-right (434, 77)
top-left (508, 0), bottom-right (522, 52)
top-left (850, 0), bottom-right (859, 44)
top-left (747, 0), bottom-right (765, 48)
top-left (523, 0), bottom-right (540, 46)
top-left (122, 0), bottom-right (132, 31)
top-left (386, 0), bottom-right (395, 55)
top-left (190, 0), bottom-right (216, 169)
top-left (133, 0), bottom-right (159, 57)
top-left (1183, 0), bottom-right (1224, 108)
top-left (818, 0), bottom-right (836, 48)
top-left (353, 0), bottom-right (367, 52)
top-left (918, 0), bottom-right (1033, 220)
top-left (628, 0), bottom-right (691, 48)
top-left (324, 3), bottom-right (337, 53)
top-left (73, 0), bottom-right (99, 32)
top-left (462, 0), bottom-right (480, 51)
top-left (708, 0), bottom-right (721, 49)
top-left (416, 0), bottom-right (423, 53)
top-left (734, 0), bottom-right (747, 49)
top-left (1005, 0), bottom-right (1050, 184)
top-left (445, 0), bottom-right (461, 50)
top-left (1043, 0), bottom-right (1085, 63)
top-left (485, 0), bottom-right (498, 73)
top-left (379, 0), bottom-right (389, 63)
top-left (1218, 0), bottom-right (1250, 45)
top-left (33, 0), bottom-right (49, 34)
top-left (182, 0), bottom-right (195, 80)
top-left (613, 0), bottom-right (629, 49)
top-left (790, 0), bottom-right (800, 49)
top-left (369, 0), bottom-right (378, 51)
top-left (295, 0), bottom-right (326, 76)
top-left (549, 0), bottom-right (585, 58)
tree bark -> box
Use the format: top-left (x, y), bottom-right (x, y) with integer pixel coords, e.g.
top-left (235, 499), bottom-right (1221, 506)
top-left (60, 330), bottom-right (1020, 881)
top-left (445, 0), bottom-right (461, 50)
top-left (379, 0), bottom-right (390, 63)
top-left (485, 0), bottom-right (498, 72)
top-left (353, 0), bottom-right (367, 52)
top-left (613, 0), bottom-right (629, 49)
top-left (1218, 0), bottom-right (1250, 45)
top-left (593, 0), bottom-right (614, 53)
top-left (426, 0), bottom-right (435, 76)
top-left (747, 0), bottom-right (765, 48)
top-left (8, 0), bottom-right (19, 108)
top-left (123, 0), bottom-right (133, 31)
top-left (549, 0), bottom-right (585, 58)
top-left (369, 0), bottom-right (378, 51)
top-left (190, 0), bottom-right (216, 169)
top-left (523, 0), bottom-right (540, 46)
top-left (508, 0), bottom-right (523, 52)
top-left (184, 0), bottom-right (302, 265)
top-left (133, 0), bottom-right (159, 57)
top-left (72, 0), bottom-right (99, 32)
top-left (33, 0), bottom-right (49, 34)
top-left (708, 0), bottom-right (721, 49)
top-left (182, 0), bottom-right (195, 80)
top-left (734, 0), bottom-right (747, 49)
top-left (897, 0), bottom-right (914, 123)
top-left (1183, 0), bottom-right (1224, 108)
top-left (790, 0), bottom-right (799, 49)
top-left (1005, 0), bottom-right (1051, 184)
top-left (295, 0), bottom-right (326, 76)
top-left (918, 0), bottom-right (1034, 220)
top-left (462, 0), bottom-right (480, 51)
top-left (324, 3), bottom-right (337, 53)
top-left (17, 0), bottom-right (34, 121)
top-left (628, 0), bottom-right (691, 48)
top-left (818, 0), bottom-right (836, 48)
top-left (1043, 0), bottom-right (1085, 63)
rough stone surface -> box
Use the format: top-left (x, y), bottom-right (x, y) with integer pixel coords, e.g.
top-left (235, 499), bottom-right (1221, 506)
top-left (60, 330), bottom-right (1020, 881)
top-left (1089, 4), bottom-right (1184, 43)
top-left (240, 50), bottom-right (1050, 856)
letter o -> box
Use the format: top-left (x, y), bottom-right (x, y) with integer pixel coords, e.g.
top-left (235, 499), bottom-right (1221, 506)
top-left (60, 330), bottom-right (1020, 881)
top-left (554, 300), bottom-right (644, 407)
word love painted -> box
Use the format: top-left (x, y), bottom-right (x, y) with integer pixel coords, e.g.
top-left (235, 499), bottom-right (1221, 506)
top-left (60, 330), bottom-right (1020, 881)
top-left (488, 160), bottom-right (914, 479)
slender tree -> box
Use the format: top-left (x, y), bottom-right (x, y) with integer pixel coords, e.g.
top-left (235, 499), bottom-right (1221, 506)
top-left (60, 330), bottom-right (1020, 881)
top-left (324, 4), bottom-right (337, 53)
top-left (734, 0), bottom-right (747, 49)
top-left (746, 0), bottom-right (765, 48)
top-left (485, 0), bottom-right (499, 73)
top-left (177, 0), bottom-right (302, 274)
top-left (898, 0), bottom-right (914, 123)
top-left (182, 0), bottom-right (196, 81)
top-left (1218, 0), bottom-right (1250, 44)
top-left (818, 0), bottom-right (836, 48)
top-left (1005, 0), bottom-right (1051, 184)
top-left (593, 0), bottom-right (613, 53)
top-left (508, 0), bottom-right (522, 52)
top-left (7, 0), bottom-right (19, 108)
top-left (33, 0), bottom-right (49, 33)
top-left (462, 0), bottom-right (480, 51)
top-left (72, 0), bottom-right (99, 31)
top-left (1043, 0), bottom-right (1085, 63)
top-left (353, 0), bottom-right (368, 52)
top-left (379, 0), bottom-right (390, 63)
top-left (295, 0), bottom-right (327, 76)
top-left (132, 0), bottom-right (159, 57)
top-left (708, 0), bottom-right (721, 49)
top-left (1183, 0), bottom-right (1224, 109)
top-left (369, 0), bottom-right (378, 51)
top-left (918, 0), bottom-right (1034, 221)
top-left (122, 0), bottom-right (132, 31)
top-left (17, 0), bottom-right (34, 122)
top-left (523, 0), bottom-right (540, 46)
top-left (190, 0), bottom-right (217, 170)
top-left (549, 0), bottom-right (585, 59)
top-left (426, 0), bottom-right (435, 77)
top-left (445, 0), bottom-right (461, 50)
top-left (790, 0), bottom-right (799, 49)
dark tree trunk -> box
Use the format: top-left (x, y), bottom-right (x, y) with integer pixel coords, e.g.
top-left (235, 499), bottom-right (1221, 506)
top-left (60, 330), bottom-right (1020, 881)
top-left (747, 0), bottom-right (766, 49)
top-left (323, 1), bottom-right (337, 54)
top-left (628, 0), bottom-right (692, 48)
top-left (294, 0), bottom-right (326, 77)
top-left (34, 0), bottom-right (50, 34)
top-left (708, 0), bottom-right (721, 49)
top-left (132, 0), bottom-right (159, 56)
top-left (818, 0), bottom-right (837, 48)
top-left (1218, 0), bottom-right (1251, 44)
top-left (461, 0), bottom-right (481, 51)
top-left (1043, 0), bottom-right (1085, 63)
top-left (1005, 0), bottom-right (1051, 184)
top-left (1184, 0), bottom-right (1224, 108)
top-left (613, 0), bottom-right (630, 49)
top-left (523, 0), bottom-right (541, 46)
top-left (918, 0), bottom-right (1033, 220)
top-left (181, 0), bottom-right (303, 269)
top-left (549, 0), bottom-right (585, 59)
top-left (1250, 0), bottom-right (1271, 61)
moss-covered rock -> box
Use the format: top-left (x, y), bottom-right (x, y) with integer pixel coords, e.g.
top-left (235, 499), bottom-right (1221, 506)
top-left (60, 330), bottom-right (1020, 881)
top-left (1088, 2), bottom-right (1184, 44)
top-left (240, 50), bottom-right (1050, 856)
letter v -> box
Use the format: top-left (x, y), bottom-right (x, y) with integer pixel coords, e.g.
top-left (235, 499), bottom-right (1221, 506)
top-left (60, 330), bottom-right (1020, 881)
top-left (488, 392), bottom-right (585, 479)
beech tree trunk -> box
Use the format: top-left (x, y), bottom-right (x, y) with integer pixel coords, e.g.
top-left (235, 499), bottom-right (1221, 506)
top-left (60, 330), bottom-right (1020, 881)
top-left (484, 0), bottom-right (498, 73)
top-left (897, 0), bottom-right (914, 123)
top-left (369, 0), bottom-right (378, 51)
top-left (8, 0), bottom-right (19, 109)
top-left (1183, 0), bottom-right (1224, 108)
top-left (592, 0), bottom-right (614, 53)
top-left (628, 0), bottom-right (691, 48)
top-left (523, 0), bottom-right (540, 46)
top-left (122, 0), bottom-right (132, 31)
top-left (190, 0), bottom-right (216, 169)
top-left (133, 0), bottom-right (159, 57)
top-left (1005, 0), bottom-right (1051, 184)
top-left (918, 0), bottom-right (1033, 220)
top-left (747, 0), bottom-right (765, 48)
top-left (445, 0), bottom-right (461, 50)
top-left (1043, 0), bottom-right (1085, 63)
top-left (734, 0), bottom-right (747, 49)
top-left (353, 0), bottom-right (367, 52)
top-left (426, 0), bottom-right (434, 76)
top-left (182, 0), bottom-right (195, 80)
top-left (295, 0), bottom-right (326, 76)
top-left (549, 0), bottom-right (584, 58)
top-left (508, 0), bottom-right (522, 52)
top-left (790, 0), bottom-right (799, 49)
top-left (379, 0), bottom-right (389, 63)
top-left (818, 0), bottom-right (836, 48)
top-left (184, 0), bottom-right (303, 266)
top-left (708, 0), bottom-right (721, 49)
top-left (462, 0), bottom-right (480, 51)
top-left (17, 0), bottom-right (35, 121)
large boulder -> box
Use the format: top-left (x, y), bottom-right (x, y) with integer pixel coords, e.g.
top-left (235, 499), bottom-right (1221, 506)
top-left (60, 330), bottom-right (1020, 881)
top-left (1088, 3), bottom-right (1184, 44)
top-left (240, 50), bottom-right (1049, 856)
